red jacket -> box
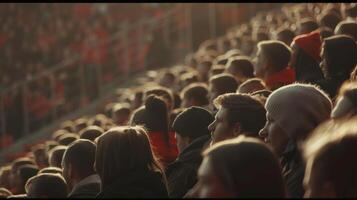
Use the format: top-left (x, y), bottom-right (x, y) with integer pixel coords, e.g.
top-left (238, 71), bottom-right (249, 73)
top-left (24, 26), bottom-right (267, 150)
top-left (265, 67), bottom-right (296, 90)
top-left (147, 131), bottom-right (178, 169)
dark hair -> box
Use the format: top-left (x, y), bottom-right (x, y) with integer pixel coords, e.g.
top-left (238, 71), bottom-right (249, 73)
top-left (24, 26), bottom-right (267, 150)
top-left (318, 12), bottom-right (341, 30)
top-left (319, 27), bottom-right (334, 39)
top-left (58, 133), bottom-right (79, 146)
top-left (226, 56), bottom-right (254, 79)
top-left (17, 164), bottom-right (39, 192)
top-left (173, 106), bottom-right (214, 140)
top-left (276, 28), bottom-right (296, 46)
top-left (257, 40), bottom-right (292, 72)
top-left (25, 173), bottom-right (68, 198)
top-left (299, 19), bottom-right (319, 34)
top-left (322, 35), bottom-right (357, 79)
top-left (334, 21), bottom-right (357, 40)
top-left (62, 139), bottom-right (96, 176)
top-left (210, 65), bottom-right (226, 77)
top-left (214, 55), bottom-right (229, 66)
top-left (79, 126), bottom-right (104, 142)
top-left (48, 145), bottom-right (67, 168)
top-left (181, 83), bottom-right (209, 107)
top-left (204, 136), bottom-right (286, 198)
top-left (145, 87), bottom-right (174, 111)
top-left (95, 126), bottom-right (165, 187)
top-left (214, 93), bottom-right (266, 137)
top-left (131, 95), bottom-right (170, 146)
top-left (209, 73), bottom-right (239, 95)
top-left (237, 78), bottom-right (266, 94)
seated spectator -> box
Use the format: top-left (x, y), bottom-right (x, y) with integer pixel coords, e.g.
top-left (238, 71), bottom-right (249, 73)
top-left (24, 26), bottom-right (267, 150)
top-left (25, 173), bottom-right (68, 198)
top-left (79, 125), bottom-right (104, 142)
top-left (297, 18), bottom-right (319, 35)
top-left (196, 58), bottom-right (213, 83)
top-left (290, 30), bottom-right (324, 83)
top-left (303, 117), bottom-right (357, 198)
top-left (60, 121), bottom-right (76, 133)
top-left (145, 86), bottom-right (175, 111)
top-left (0, 187), bottom-right (12, 198)
top-left (251, 89), bottom-right (272, 105)
top-left (13, 164), bottom-right (39, 195)
top-left (44, 140), bottom-right (59, 153)
top-left (316, 35), bottom-right (357, 99)
top-left (331, 81), bottom-right (357, 119)
top-left (95, 126), bottom-right (168, 198)
top-left (254, 40), bottom-right (295, 90)
top-left (0, 166), bottom-right (11, 190)
top-left (130, 95), bottom-right (178, 168)
top-left (237, 78), bottom-right (266, 94)
top-left (9, 158), bottom-right (35, 194)
top-left (48, 145), bottom-right (67, 168)
top-left (52, 129), bottom-right (69, 142)
top-left (38, 167), bottom-right (62, 175)
top-left (334, 21), bottom-right (357, 40)
top-left (225, 56), bottom-right (255, 84)
top-left (318, 11), bottom-right (342, 30)
top-left (111, 103), bottom-right (131, 126)
top-left (58, 133), bottom-right (79, 146)
top-left (62, 139), bottom-right (100, 198)
top-left (180, 83), bottom-right (209, 109)
top-left (208, 74), bottom-right (239, 112)
top-left (32, 144), bottom-right (49, 169)
top-left (275, 27), bottom-right (296, 46)
top-left (209, 65), bottom-right (225, 78)
top-left (187, 136), bottom-right (286, 198)
top-left (166, 107), bottom-right (214, 198)
top-left (74, 118), bottom-right (88, 133)
top-left (319, 27), bottom-right (334, 39)
top-left (209, 93), bottom-right (266, 145)
top-left (224, 49), bottom-right (241, 58)
top-left (158, 71), bottom-right (176, 89)
top-left (259, 83), bottom-right (332, 198)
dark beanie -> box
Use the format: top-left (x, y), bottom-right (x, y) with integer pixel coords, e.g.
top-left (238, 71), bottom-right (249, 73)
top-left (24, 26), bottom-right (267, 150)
top-left (172, 106), bottom-right (214, 139)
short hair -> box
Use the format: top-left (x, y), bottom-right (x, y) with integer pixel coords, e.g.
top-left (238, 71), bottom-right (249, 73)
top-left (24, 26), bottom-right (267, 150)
top-left (0, 187), bottom-right (12, 198)
top-left (11, 158), bottom-right (35, 175)
top-left (214, 93), bottom-right (266, 137)
top-left (79, 126), bottom-right (104, 142)
top-left (319, 27), bottom-right (334, 39)
top-left (145, 87), bottom-right (174, 110)
top-left (48, 145), bottom-right (67, 168)
top-left (58, 133), bottom-right (79, 146)
top-left (74, 118), bottom-right (88, 132)
top-left (237, 78), bottom-right (266, 94)
top-left (213, 55), bottom-right (229, 66)
top-left (17, 164), bottom-right (38, 189)
top-left (302, 117), bottom-right (357, 197)
top-left (209, 64), bottom-right (226, 77)
top-left (334, 21), bottom-right (357, 40)
top-left (209, 73), bottom-right (239, 95)
top-left (226, 56), bottom-right (254, 79)
top-left (62, 139), bottom-right (96, 175)
top-left (203, 136), bottom-right (286, 198)
top-left (299, 18), bottom-right (319, 34)
top-left (181, 83), bottom-right (209, 107)
top-left (38, 167), bottom-right (62, 175)
top-left (257, 40), bottom-right (292, 71)
top-left (60, 121), bottom-right (75, 133)
top-left (276, 28), bottom-right (296, 46)
top-left (52, 129), bottom-right (69, 141)
top-left (318, 12), bottom-right (341, 30)
top-left (25, 173), bottom-right (68, 198)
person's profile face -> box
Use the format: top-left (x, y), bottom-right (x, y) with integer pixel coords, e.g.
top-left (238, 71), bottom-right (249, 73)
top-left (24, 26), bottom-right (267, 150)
top-left (254, 48), bottom-right (267, 78)
top-left (208, 107), bottom-right (235, 145)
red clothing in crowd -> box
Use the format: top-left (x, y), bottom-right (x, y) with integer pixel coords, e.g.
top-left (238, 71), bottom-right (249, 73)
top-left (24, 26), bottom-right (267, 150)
top-left (147, 131), bottom-right (178, 169)
top-left (265, 67), bottom-right (296, 90)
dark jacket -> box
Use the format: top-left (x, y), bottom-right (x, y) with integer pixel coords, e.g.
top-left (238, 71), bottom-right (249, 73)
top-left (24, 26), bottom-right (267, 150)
top-left (315, 76), bottom-right (346, 100)
top-left (96, 170), bottom-right (168, 198)
top-left (280, 140), bottom-right (305, 198)
top-left (165, 134), bottom-right (211, 198)
top-left (69, 182), bottom-right (101, 198)
top-left (293, 47), bottom-right (324, 83)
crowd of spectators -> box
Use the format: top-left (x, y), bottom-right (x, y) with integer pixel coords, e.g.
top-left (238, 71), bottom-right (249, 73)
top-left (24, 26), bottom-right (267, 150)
top-left (0, 2), bottom-right (357, 198)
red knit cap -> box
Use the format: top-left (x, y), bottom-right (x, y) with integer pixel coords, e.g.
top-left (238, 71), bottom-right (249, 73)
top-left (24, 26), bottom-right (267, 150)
top-left (293, 30), bottom-right (322, 61)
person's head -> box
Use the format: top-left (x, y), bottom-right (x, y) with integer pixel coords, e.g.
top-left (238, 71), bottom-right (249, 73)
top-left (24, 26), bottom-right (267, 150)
top-left (225, 56), bottom-right (254, 83)
top-left (111, 103), bottom-right (131, 126)
top-left (213, 55), bottom-right (229, 66)
top-left (297, 19), bottom-right (319, 35)
top-left (331, 81), bottom-right (357, 119)
top-left (9, 158), bottom-right (35, 193)
top-left (276, 28), bottom-right (296, 46)
top-left (318, 11), bottom-right (342, 31)
top-left (208, 73), bottom-right (238, 108)
top-left (302, 117), bottom-right (357, 198)
top-left (0, 187), bottom-right (12, 198)
top-left (95, 126), bottom-right (164, 187)
top-left (172, 107), bottom-right (214, 152)
top-left (259, 83), bottom-right (332, 155)
top-left (25, 173), bottom-right (68, 198)
top-left (58, 133), bottom-right (79, 146)
top-left (237, 78), bottom-right (266, 94)
top-left (74, 118), bottom-right (88, 133)
top-left (52, 129), bottom-right (68, 142)
top-left (251, 89), bottom-right (272, 105)
top-left (61, 139), bottom-right (96, 190)
top-left (255, 40), bottom-right (292, 79)
top-left (48, 145), bottom-right (67, 168)
top-left (144, 87), bottom-right (174, 111)
top-left (44, 140), bottom-right (59, 154)
top-left (189, 136), bottom-right (285, 198)
top-left (38, 167), bottom-right (62, 175)
top-left (334, 21), bottom-right (357, 40)
top-left (31, 144), bottom-right (49, 169)
top-left (158, 71), bottom-right (176, 89)
top-left (180, 83), bottom-right (209, 108)
top-left (79, 125), bottom-right (104, 142)
top-left (14, 164), bottom-right (38, 194)
top-left (209, 64), bottom-right (225, 78)
top-left (197, 59), bottom-right (213, 82)
top-left (321, 35), bottom-right (357, 79)
top-left (319, 27), bottom-right (334, 39)
top-left (60, 121), bottom-right (75, 133)
top-left (130, 95), bottom-right (170, 145)
top-left (209, 93), bottom-right (266, 145)
top-left (0, 166), bottom-right (11, 189)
